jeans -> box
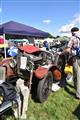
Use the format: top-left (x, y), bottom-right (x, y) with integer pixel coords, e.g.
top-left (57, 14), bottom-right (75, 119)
top-left (73, 57), bottom-right (80, 98)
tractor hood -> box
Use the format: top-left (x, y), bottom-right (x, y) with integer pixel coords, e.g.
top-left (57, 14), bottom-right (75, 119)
top-left (19, 45), bottom-right (41, 54)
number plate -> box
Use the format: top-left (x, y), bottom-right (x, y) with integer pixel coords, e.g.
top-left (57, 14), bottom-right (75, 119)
top-left (20, 56), bottom-right (27, 70)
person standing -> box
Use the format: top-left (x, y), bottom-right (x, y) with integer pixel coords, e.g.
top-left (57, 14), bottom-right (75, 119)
top-left (43, 41), bottom-right (49, 50)
top-left (58, 27), bottom-right (80, 99)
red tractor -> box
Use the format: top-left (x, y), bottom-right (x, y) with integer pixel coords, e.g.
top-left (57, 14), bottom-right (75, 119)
top-left (0, 45), bottom-right (62, 103)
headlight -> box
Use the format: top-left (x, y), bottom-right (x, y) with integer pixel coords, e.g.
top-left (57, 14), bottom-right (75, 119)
top-left (9, 59), bottom-right (17, 68)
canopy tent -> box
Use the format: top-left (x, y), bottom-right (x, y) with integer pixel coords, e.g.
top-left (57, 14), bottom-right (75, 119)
top-left (0, 21), bottom-right (49, 58)
top-left (0, 21), bottom-right (49, 38)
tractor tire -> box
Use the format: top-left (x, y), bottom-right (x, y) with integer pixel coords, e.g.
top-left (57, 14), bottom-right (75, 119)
top-left (55, 54), bottom-right (65, 73)
top-left (37, 71), bottom-right (53, 103)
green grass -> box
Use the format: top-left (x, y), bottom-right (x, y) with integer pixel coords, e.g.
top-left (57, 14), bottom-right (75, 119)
top-left (27, 82), bottom-right (80, 120)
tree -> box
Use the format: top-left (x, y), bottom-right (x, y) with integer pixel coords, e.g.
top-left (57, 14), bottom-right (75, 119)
top-left (48, 33), bottom-right (55, 38)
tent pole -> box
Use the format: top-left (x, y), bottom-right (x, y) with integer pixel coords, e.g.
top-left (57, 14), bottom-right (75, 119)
top-left (3, 34), bottom-right (6, 58)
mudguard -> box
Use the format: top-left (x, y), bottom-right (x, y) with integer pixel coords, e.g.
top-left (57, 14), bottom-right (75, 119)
top-left (34, 64), bottom-right (62, 81)
top-left (0, 58), bottom-right (15, 78)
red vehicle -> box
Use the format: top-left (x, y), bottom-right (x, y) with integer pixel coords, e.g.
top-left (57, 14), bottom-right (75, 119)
top-left (0, 45), bottom-right (62, 103)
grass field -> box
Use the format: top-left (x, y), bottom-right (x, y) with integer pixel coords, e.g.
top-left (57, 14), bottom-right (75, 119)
top-left (27, 82), bottom-right (80, 120)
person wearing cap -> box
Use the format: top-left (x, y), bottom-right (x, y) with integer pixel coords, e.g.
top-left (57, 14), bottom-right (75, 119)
top-left (58, 27), bottom-right (80, 99)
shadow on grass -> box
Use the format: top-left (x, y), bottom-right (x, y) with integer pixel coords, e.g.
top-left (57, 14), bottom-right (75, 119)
top-left (64, 86), bottom-right (75, 97)
top-left (64, 81), bottom-right (76, 97)
top-left (66, 82), bottom-right (75, 89)
top-left (31, 93), bottom-right (40, 103)
top-left (31, 79), bottom-right (40, 103)
top-left (73, 104), bottom-right (80, 120)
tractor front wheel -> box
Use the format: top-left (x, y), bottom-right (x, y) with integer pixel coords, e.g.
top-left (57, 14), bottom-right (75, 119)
top-left (37, 71), bottom-right (53, 103)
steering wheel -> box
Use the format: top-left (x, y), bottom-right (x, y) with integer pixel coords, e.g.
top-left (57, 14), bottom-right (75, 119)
top-left (39, 51), bottom-right (54, 65)
top-left (39, 52), bottom-right (47, 65)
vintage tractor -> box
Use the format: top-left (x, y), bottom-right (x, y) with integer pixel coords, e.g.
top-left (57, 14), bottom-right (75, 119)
top-left (0, 45), bottom-right (62, 103)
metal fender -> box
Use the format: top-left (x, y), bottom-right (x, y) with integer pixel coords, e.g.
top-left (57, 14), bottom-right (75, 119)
top-left (34, 66), bottom-right (48, 79)
top-left (49, 65), bottom-right (62, 81)
top-left (34, 64), bottom-right (62, 80)
top-left (0, 58), bottom-right (15, 78)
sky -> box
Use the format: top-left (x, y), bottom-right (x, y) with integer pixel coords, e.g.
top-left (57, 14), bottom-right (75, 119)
top-left (0, 0), bottom-right (80, 36)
